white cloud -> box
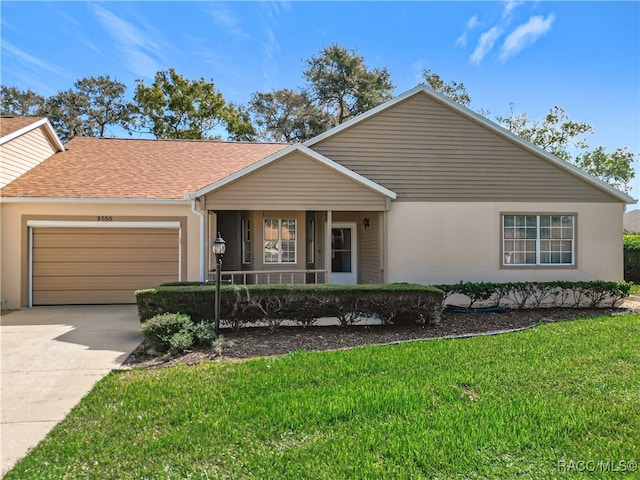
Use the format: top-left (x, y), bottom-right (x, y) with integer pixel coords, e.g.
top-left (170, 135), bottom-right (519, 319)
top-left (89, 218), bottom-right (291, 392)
top-left (499, 14), bottom-right (555, 62)
top-left (206, 4), bottom-right (250, 40)
top-left (1, 40), bottom-right (70, 78)
top-left (456, 15), bottom-right (479, 47)
top-left (261, 27), bottom-right (281, 83)
top-left (470, 27), bottom-right (502, 64)
top-left (502, 0), bottom-right (523, 20)
top-left (92, 4), bottom-right (162, 78)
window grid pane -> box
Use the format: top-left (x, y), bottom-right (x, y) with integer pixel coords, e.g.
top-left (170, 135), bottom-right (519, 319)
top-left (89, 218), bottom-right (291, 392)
top-left (503, 215), bottom-right (537, 264)
top-left (263, 219), bottom-right (296, 264)
top-left (503, 215), bottom-right (574, 266)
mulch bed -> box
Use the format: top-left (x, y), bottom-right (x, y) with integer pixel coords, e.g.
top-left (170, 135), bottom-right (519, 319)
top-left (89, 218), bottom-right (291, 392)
top-left (123, 303), bottom-right (639, 369)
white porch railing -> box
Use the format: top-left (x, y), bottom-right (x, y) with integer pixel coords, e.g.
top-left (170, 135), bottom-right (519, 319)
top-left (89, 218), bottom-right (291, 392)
top-left (208, 269), bottom-right (328, 285)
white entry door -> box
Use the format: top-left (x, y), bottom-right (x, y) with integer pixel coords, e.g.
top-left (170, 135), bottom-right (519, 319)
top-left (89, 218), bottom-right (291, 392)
top-left (331, 223), bottom-right (357, 284)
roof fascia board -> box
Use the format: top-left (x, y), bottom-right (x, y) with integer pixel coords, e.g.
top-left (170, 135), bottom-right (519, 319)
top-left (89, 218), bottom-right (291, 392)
top-left (0, 197), bottom-right (191, 205)
top-left (296, 144), bottom-right (397, 199)
top-left (0, 118), bottom-right (65, 152)
top-left (304, 85), bottom-right (634, 205)
top-left (188, 144), bottom-right (397, 200)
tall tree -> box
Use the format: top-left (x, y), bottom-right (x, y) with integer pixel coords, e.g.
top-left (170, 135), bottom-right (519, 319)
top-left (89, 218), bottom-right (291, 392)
top-left (421, 69), bottom-right (471, 107)
top-left (43, 75), bottom-right (132, 142)
top-left (131, 68), bottom-right (253, 140)
top-left (303, 44), bottom-right (394, 125)
top-left (574, 146), bottom-right (636, 193)
top-left (0, 86), bottom-right (45, 116)
top-left (248, 89), bottom-right (332, 143)
top-left (497, 105), bottom-right (635, 192)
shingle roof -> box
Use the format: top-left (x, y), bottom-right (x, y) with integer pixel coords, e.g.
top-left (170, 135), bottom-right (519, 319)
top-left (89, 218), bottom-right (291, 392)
top-left (0, 137), bottom-right (288, 200)
top-left (0, 116), bottom-right (46, 138)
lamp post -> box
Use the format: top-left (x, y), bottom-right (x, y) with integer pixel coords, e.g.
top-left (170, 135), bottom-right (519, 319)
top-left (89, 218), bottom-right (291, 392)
top-left (212, 232), bottom-right (226, 336)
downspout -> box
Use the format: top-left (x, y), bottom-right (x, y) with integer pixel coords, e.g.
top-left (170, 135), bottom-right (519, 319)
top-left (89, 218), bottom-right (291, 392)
top-left (190, 197), bottom-right (206, 282)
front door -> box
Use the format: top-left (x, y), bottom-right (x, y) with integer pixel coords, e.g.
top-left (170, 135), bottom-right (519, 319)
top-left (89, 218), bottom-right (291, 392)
top-left (331, 223), bottom-right (357, 284)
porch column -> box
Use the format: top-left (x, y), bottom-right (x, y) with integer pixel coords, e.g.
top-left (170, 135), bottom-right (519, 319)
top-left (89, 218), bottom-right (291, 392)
top-left (325, 210), bottom-right (332, 284)
top-left (381, 211), bottom-right (388, 284)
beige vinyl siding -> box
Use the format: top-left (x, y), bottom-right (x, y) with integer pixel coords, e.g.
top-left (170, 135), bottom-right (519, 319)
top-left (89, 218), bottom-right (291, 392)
top-left (358, 213), bottom-right (381, 284)
top-left (0, 127), bottom-right (57, 187)
top-left (32, 227), bottom-right (179, 305)
top-left (312, 93), bottom-right (615, 203)
top-left (204, 152), bottom-right (388, 211)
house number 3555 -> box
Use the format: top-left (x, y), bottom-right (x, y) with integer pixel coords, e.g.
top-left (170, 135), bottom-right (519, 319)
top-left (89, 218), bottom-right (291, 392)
top-left (96, 216), bottom-right (113, 221)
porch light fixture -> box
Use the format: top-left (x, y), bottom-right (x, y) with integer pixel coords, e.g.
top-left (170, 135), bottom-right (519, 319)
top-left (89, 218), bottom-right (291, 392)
top-left (213, 232), bottom-right (226, 336)
top-left (362, 217), bottom-right (370, 230)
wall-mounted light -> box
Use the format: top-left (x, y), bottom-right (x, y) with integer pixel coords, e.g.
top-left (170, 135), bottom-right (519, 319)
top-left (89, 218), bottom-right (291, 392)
top-left (363, 217), bottom-right (370, 230)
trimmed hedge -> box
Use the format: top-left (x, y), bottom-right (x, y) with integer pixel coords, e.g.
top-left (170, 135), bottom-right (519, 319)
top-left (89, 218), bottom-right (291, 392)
top-left (624, 234), bottom-right (640, 282)
top-left (135, 283), bottom-right (444, 328)
top-left (435, 281), bottom-right (631, 309)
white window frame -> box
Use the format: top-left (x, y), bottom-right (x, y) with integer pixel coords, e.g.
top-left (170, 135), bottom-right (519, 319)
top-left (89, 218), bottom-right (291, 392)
top-left (264, 218), bottom-right (297, 264)
top-left (241, 218), bottom-right (251, 264)
top-left (502, 214), bottom-right (575, 267)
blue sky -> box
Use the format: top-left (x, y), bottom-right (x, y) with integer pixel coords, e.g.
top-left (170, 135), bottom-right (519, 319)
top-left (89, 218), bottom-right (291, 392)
top-left (2, 1), bottom-right (639, 203)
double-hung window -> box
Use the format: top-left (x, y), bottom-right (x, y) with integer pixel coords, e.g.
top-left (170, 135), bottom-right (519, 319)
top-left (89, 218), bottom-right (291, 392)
top-left (503, 214), bottom-right (575, 266)
top-left (241, 219), bottom-right (251, 264)
top-left (264, 219), bottom-right (296, 264)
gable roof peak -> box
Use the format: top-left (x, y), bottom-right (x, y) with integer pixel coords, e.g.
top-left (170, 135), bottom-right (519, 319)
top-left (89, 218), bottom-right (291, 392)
top-left (304, 84), bottom-right (634, 205)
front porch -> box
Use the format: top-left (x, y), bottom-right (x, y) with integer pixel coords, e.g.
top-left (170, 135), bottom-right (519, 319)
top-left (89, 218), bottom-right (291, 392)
top-left (208, 210), bottom-right (386, 285)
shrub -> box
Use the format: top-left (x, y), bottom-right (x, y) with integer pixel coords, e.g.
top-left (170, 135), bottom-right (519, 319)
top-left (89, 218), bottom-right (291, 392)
top-left (141, 313), bottom-right (192, 352)
top-left (436, 281), bottom-right (631, 309)
top-left (169, 330), bottom-right (195, 353)
top-left (141, 313), bottom-right (218, 353)
top-left (190, 321), bottom-right (217, 347)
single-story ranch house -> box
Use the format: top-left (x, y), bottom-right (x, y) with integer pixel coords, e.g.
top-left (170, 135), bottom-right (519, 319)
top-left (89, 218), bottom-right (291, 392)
top-left (0, 86), bottom-right (634, 309)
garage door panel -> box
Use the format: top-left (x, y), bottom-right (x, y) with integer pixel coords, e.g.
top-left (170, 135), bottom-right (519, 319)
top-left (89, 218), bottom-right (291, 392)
top-left (32, 226), bottom-right (180, 305)
top-left (34, 231), bottom-right (178, 248)
top-left (33, 261), bottom-right (179, 276)
top-left (35, 248), bottom-right (178, 262)
top-left (33, 275), bottom-right (178, 291)
top-left (33, 290), bottom-right (142, 305)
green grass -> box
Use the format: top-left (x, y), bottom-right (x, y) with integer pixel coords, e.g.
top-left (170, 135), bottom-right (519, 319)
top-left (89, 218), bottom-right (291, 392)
top-left (7, 315), bottom-right (640, 479)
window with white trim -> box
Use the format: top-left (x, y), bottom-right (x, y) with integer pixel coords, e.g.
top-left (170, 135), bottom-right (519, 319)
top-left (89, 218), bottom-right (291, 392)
top-left (241, 219), bottom-right (251, 264)
top-left (264, 219), bottom-right (296, 264)
top-left (503, 215), bottom-right (574, 266)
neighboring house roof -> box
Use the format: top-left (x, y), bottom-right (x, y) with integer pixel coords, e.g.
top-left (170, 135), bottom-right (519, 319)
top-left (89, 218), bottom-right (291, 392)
top-left (624, 210), bottom-right (640, 232)
top-left (189, 144), bottom-right (397, 200)
top-left (0, 116), bottom-right (65, 151)
top-left (305, 85), bottom-right (635, 205)
top-left (0, 137), bottom-right (287, 200)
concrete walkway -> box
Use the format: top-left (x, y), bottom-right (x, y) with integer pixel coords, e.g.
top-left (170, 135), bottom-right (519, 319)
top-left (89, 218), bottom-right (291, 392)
top-left (1, 306), bottom-right (142, 475)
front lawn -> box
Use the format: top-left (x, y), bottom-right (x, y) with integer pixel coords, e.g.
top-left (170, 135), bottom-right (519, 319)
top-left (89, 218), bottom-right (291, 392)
top-left (7, 314), bottom-right (640, 479)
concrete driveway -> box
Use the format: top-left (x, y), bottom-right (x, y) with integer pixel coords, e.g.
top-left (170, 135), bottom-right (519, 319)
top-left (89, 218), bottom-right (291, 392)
top-left (1, 305), bottom-right (142, 475)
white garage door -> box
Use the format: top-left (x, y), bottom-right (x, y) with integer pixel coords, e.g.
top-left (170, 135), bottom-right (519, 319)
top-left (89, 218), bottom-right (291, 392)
top-left (31, 223), bottom-right (180, 305)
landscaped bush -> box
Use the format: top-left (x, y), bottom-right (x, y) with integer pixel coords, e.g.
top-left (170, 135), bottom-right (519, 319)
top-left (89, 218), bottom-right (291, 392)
top-left (136, 283), bottom-right (444, 329)
top-left (435, 280), bottom-right (631, 309)
top-left (140, 312), bottom-right (217, 353)
top-left (624, 233), bottom-right (640, 282)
